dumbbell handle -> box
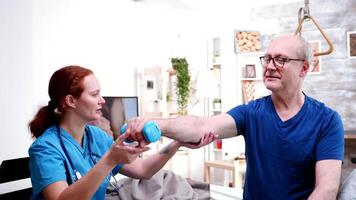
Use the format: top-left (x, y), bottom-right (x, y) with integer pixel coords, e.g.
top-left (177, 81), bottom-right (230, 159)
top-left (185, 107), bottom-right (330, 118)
top-left (120, 121), bottom-right (161, 143)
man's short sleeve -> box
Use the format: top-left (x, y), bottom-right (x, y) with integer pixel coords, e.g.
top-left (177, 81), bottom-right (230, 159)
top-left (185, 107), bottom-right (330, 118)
top-left (227, 104), bottom-right (248, 136)
top-left (316, 111), bottom-right (344, 161)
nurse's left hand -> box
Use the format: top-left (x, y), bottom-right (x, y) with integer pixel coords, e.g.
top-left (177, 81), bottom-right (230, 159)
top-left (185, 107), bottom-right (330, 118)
top-left (178, 132), bottom-right (217, 149)
top-left (108, 131), bottom-right (150, 164)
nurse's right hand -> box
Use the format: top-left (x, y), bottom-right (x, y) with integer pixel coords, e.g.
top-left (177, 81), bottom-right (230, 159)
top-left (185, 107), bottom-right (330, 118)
top-left (108, 130), bottom-right (150, 164)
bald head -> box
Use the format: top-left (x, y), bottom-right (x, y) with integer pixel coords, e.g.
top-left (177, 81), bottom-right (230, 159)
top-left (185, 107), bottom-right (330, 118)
top-left (268, 35), bottom-right (312, 64)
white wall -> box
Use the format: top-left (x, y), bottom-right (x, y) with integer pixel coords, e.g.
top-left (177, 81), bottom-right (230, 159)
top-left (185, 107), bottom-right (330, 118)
top-left (0, 0), bottom-right (34, 161)
top-left (0, 0), bottom-right (215, 167)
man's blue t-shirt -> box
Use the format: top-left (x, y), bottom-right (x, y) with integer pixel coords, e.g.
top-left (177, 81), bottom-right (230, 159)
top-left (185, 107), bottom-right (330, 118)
top-left (227, 95), bottom-right (344, 200)
top-left (29, 125), bottom-right (123, 200)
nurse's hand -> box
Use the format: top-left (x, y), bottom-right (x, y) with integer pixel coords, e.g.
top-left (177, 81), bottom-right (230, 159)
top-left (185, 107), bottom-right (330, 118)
top-left (178, 132), bottom-right (217, 149)
top-left (125, 117), bottom-right (150, 147)
top-left (108, 131), bottom-right (150, 164)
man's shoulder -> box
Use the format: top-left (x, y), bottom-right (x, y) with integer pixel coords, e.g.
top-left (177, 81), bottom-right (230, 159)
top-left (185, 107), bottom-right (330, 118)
top-left (255, 95), bottom-right (270, 103)
top-left (305, 95), bottom-right (343, 132)
top-left (305, 95), bottom-right (339, 115)
top-left (246, 95), bottom-right (271, 109)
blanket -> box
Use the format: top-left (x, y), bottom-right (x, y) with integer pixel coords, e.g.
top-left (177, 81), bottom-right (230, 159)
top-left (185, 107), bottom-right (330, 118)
top-left (338, 168), bottom-right (356, 200)
top-left (105, 170), bottom-right (210, 200)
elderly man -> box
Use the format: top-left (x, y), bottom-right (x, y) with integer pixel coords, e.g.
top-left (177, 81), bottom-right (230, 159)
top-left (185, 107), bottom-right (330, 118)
top-left (128, 35), bottom-right (344, 199)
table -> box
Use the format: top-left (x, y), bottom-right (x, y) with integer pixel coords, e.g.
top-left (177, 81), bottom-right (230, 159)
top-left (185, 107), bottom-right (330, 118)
top-left (204, 159), bottom-right (246, 189)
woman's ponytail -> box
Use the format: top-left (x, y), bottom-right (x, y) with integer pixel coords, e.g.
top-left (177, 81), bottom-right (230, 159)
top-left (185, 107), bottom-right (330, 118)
top-left (29, 104), bottom-right (59, 138)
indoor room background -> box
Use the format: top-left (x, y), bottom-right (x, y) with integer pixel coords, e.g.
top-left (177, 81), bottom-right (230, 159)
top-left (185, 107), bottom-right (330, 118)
top-left (1, 0), bottom-right (355, 187)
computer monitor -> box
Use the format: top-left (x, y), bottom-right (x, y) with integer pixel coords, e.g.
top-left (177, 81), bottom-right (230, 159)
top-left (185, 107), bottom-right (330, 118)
top-left (89, 96), bottom-right (139, 138)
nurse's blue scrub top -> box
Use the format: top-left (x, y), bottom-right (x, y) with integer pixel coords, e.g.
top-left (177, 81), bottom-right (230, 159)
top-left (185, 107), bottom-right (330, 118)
top-left (29, 125), bottom-right (123, 200)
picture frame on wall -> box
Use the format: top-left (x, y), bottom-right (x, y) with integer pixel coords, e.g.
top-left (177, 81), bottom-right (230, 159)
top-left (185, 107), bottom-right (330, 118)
top-left (245, 64), bottom-right (256, 78)
top-left (234, 30), bottom-right (261, 53)
top-left (309, 40), bottom-right (322, 74)
top-left (347, 31), bottom-right (356, 59)
top-left (146, 80), bottom-right (154, 89)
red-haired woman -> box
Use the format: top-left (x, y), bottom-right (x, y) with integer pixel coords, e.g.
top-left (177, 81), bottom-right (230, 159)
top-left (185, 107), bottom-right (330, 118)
top-left (28, 66), bottom-right (215, 200)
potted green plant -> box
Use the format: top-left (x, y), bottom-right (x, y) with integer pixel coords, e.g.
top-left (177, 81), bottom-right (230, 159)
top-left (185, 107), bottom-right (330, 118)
top-left (171, 57), bottom-right (191, 115)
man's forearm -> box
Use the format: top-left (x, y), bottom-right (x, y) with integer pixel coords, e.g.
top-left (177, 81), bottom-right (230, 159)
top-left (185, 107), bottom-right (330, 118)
top-left (154, 115), bottom-right (207, 143)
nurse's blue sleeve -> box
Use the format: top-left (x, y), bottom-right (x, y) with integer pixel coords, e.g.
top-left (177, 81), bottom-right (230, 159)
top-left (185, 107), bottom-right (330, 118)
top-left (29, 141), bottom-right (67, 199)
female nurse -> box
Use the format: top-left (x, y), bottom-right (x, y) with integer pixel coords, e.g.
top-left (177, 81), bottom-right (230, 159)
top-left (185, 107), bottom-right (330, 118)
top-left (28, 66), bottom-right (215, 200)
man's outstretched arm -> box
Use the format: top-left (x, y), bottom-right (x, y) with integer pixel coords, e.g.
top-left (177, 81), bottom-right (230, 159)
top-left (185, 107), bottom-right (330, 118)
top-left (126, 113), bottom-right (238, 144)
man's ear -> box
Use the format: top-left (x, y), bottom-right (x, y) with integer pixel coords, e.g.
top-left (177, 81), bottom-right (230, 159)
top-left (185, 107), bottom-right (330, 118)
top-left (64, 95), bottom-right (77, 109)
top-left (300, 61), bottom-right (309, 77)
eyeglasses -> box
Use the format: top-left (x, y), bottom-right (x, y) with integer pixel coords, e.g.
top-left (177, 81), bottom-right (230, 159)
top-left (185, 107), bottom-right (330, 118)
top-left (260, 55), bottom-right (305, 68)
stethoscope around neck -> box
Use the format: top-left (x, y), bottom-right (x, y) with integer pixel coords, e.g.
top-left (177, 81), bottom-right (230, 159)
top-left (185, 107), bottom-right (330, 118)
top-left (56, 125), bottom-right (121, 192)
top-left (57, 125), bottom-right (95, 183)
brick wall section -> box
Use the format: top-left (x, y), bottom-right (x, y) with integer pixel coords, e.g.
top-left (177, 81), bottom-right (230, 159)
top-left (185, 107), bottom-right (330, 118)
top-left (251, 0), bottom-right (356, 130)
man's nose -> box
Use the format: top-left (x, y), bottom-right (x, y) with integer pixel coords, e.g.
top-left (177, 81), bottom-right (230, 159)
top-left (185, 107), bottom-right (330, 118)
top-left (266, 59), bottom-right (277, 70)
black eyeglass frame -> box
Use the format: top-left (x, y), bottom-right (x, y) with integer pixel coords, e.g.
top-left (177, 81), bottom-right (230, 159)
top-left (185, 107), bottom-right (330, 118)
top-left (259, 55), bottom-right (305, 68)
